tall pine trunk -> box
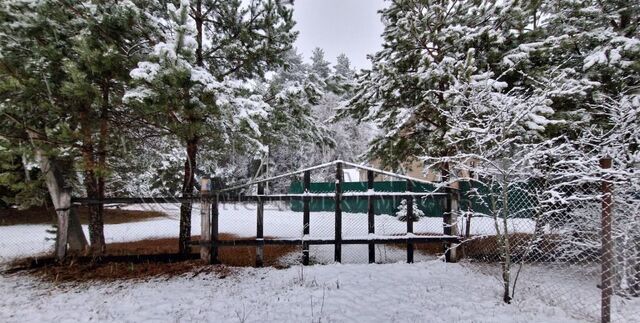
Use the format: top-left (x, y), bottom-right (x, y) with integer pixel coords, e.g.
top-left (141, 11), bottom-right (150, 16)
top-left (177, 0), bottom-right (204, 255)
top-left (79, 109), bottom-right (106, 254)
top-left (96, 84), bottom-right (109, 253)
top-left (179, 137), bottom-right (198, 254)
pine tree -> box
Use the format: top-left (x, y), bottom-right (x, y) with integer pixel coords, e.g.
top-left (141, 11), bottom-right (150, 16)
top-left (313, 53), bottom-right (375, 166)
top-left (344, 0), bottom-right (519, 169)
top-left (254, 49), bottom-right (333, 190)
top-left (501, 0), bottom-right (640, 138)
top-left (126, 0), bottom-right (296, 253)
top-left (0, 0), bottom-right (96, 252)
top-left (1, 0), bottom-right (176, 255)
top-left (310, 47), bottom-right (331, 79)
top-left (334, 53), bottom-right (354, 79)
top-left (395, 198), bottom-right (424, 222)
top-left (59, 0), bottom-right (158, 254)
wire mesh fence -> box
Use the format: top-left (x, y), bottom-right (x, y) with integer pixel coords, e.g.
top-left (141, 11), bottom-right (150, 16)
top-left (455, 164), bottom-right (640, 322)
top-left (1, 160), bottom-right (638, 322)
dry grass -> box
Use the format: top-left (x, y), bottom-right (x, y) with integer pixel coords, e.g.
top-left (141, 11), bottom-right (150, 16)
top-left (4, 233), bottom-right (299, 282)
top-left (388, 242), bottom-right (445, 257)
top-left (460, 233), bottom-right (561, 262)
top-left (386, 233), bottom-right (562, 262)
top-left (8, 258), bottom-right (225, 283)
top-left (414, 242), bottom-right (446, 255)
top-left (106, 234), bottom-right (300, 267)
top-left (0, 206), bottom-right (166, 226)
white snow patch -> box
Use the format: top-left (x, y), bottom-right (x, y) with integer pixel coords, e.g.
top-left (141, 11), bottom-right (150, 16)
top-left (0, 261), bottom-right (620, 322)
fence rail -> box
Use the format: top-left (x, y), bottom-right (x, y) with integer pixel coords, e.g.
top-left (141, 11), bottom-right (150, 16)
top-left (71, 192), bottom-right (447, 204)
top-left (66, 162), bottom-right (460, 266)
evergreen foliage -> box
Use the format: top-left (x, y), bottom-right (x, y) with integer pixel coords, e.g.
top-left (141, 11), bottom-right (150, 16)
top-left (395, 198), bottom-right (423, 222)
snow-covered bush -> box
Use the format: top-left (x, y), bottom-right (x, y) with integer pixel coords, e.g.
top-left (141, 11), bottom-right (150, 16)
top-left (395, 199), bottom-right (424, 222)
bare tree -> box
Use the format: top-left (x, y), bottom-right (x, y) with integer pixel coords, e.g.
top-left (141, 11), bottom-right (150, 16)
top-left (423, 75), bottom-right (562, 303)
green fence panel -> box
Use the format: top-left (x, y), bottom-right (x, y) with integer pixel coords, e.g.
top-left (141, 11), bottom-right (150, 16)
top-left (458, 180), bottom-right (541, 218)
top-left (291, 179), bottom-right (541, 218)
top-left (289, 181), bottom-right (445, 216)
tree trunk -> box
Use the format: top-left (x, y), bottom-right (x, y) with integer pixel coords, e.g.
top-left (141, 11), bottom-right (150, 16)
top-left (628, 234), bottom-right (640, 297)
top-left (34, 149), bottom-right (88, 253)
top-left (79, 109), bottom-right (106, 254)
top-left (96, 84), bottom-right (110, 253)
top-left (179, 137), bottom-right (198, 254)
top-left (177, 0), bottom-right (204, 255)
top-left (501, 183), bottom-right (512, 304)
top-left (194, 0), bottom-right (203, 67)
top-left (20, 143), bottom-right (31, 182)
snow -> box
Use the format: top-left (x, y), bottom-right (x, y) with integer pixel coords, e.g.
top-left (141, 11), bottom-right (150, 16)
top-left (3, 260), bottom-right (633, 323)
top-left (129, 61), bottom-right (160, 82)
top-left (0, 208), bottom-right (637, 322)
top-left (583, 48), bottom-right (608, 70)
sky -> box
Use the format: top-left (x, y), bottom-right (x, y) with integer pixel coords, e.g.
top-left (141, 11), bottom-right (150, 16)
top-left (292, 0), bottom-right (387, 70)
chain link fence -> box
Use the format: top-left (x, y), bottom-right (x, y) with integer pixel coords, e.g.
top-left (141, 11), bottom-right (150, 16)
top-left (1, 162), bottom-right (638, 322)
top-left (457, 165), bottom-right (640, 321)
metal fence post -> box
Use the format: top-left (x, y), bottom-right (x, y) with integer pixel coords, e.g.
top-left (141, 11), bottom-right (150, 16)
top-left (407, 180), bottom-right (414, 263)
top-left (335, 162), bottom-right (343, 263)
top-left (367, 170), bottom-right (375, 263)
top-left (200, 176), bottom-right (212, 263)
top-left (303, 170), bottom-right (311, 265)
top-left (256, 182), bottom-right (265, 267)
top-left (600, 157), bottom-right (613, 323)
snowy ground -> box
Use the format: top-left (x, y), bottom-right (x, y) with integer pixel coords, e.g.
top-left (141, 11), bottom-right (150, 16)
top-left (1, 204), bottom-right (638, 322)
top-left (3, 260), bottom-right (637, 323)
top-left (0, 203), bottom-right (535, 262)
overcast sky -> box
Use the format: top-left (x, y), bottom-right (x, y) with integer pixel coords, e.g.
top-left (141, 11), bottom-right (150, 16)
top-left (292, 0), bottom-right (387, 70)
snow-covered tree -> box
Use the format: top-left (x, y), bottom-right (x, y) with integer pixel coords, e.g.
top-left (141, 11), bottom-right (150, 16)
top-left (310, 47), bottom-right (331, 79)
top-left (536, 92), bottom-right (640, 297)
top-left (344, 0), bottom-right (527, 168)
top-left (496, 1), bottom-right (640, 296)
top-left (230, 49), bottom-right (375, 189)
top-left (125, 0), bottom-right (291, 253)
top-left (395, 198), bottom-right (424, 222)
top-left (334, 53), bottom-right (354, 79)
top-left (252, 49), bottom-right (333, 190)
top-left (312, 53), bottom-right (375, 168)
top-left (501, 0), bottom-right (640, 139)
top-left (0, 0), bottom-right (157, 254)
top-left (421, 71), bottom-right (562, 303)
top-left (122, 0), bottom-right (295, 253)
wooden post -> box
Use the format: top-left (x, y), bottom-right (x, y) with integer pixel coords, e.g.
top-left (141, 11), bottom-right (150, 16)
top-left (211, 193), bottom-right (219, 264)
top-left (407, 180), bottom-right (414, 263)
top-left (335, 162), bottom-right (343, 263)
top-left (55, 187), bottom-right (72, 261)
top-left (367, 170), bottom-right (375, 263)
top-left (449, 187), bottom-right (460, 262)
top-left (302, 171), bottom-right (311, 265)
top-left (442, 162), bottom-right (458, 262)
top-left (256, 182), bottom-right (265, 267)
top-left (200, 177), bottom-right (212, 263)
top-left (600, 157), bottom-right (613, 323)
